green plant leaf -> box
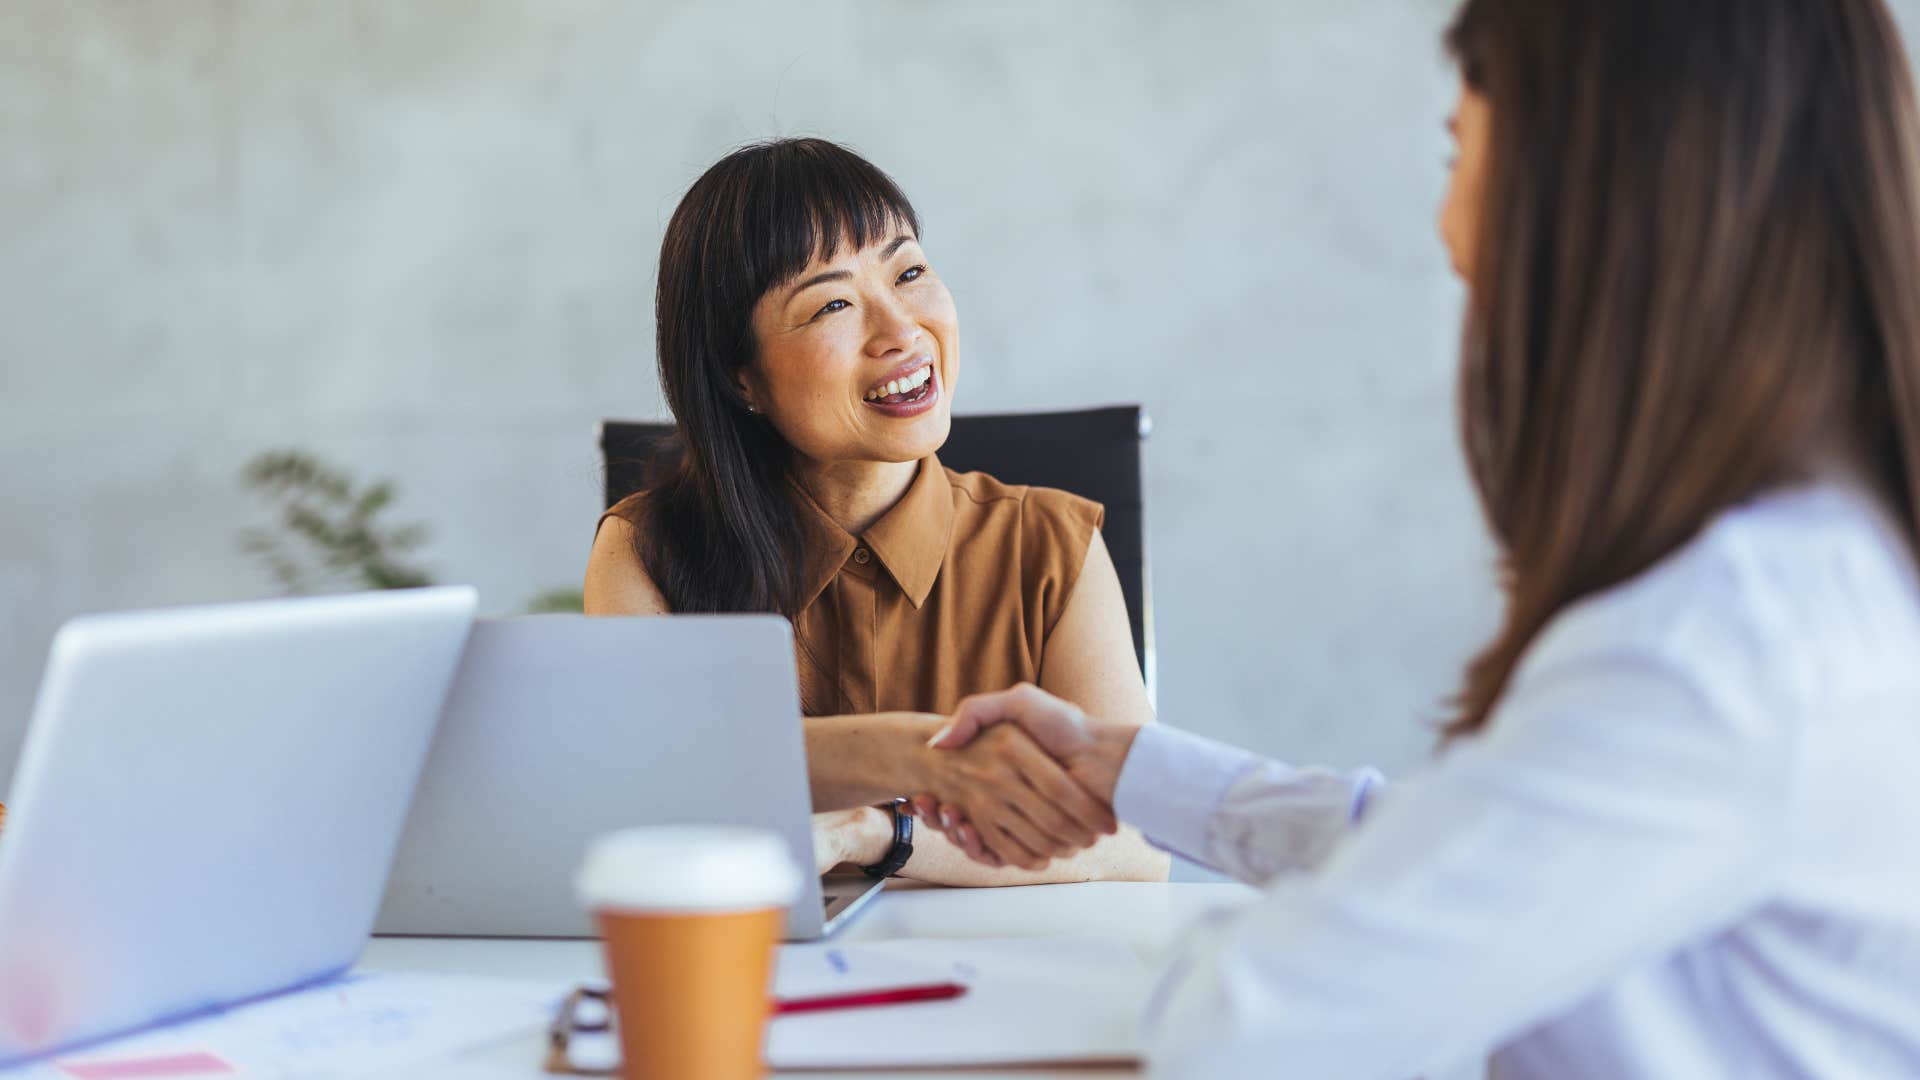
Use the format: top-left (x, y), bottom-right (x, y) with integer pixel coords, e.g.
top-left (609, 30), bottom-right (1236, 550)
top-left (237, 448), bottom-right (438, 595)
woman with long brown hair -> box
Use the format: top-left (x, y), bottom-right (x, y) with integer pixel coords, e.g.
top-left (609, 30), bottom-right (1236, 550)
top-left (920, 0), bottom-right (1920, 1073)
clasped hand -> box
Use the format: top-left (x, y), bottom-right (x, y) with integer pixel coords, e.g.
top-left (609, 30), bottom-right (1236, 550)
top-left (909, 684), bottom-right (1136, 870)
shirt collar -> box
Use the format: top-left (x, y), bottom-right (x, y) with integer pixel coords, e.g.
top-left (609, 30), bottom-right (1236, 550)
top-left (789, 456), bottom-right (954, 611)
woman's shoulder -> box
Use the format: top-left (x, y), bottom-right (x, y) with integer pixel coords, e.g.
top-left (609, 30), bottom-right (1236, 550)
top-left (1521, 481), bottom-right (1920, 718)
top-left (939, 467), bottom-right (1105, 630)
top-left (601, 488), bottom-right (655, 531)
top-left (594, 487), bottom-right (657, 557)
top-left (939, 466), bottom-right (1105, 542)
top-left (587, 489), bottom-right (670, 615)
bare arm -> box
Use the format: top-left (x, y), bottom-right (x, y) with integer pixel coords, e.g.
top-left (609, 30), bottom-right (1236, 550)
top-left (1036, 529), bottom-right (1156, 729)
top-left (584, 516), bottom-right (670, 615)
top-left (825, 803), bottom-right (1155, 885)
top-left (1027, 529), bottom-right (1166, 882)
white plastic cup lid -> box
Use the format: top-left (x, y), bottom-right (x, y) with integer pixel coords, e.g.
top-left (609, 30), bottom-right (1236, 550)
top-left (575, 825), bottom-right (802, 913)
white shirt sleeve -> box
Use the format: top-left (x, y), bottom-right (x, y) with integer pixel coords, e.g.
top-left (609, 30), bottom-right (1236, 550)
top-left (1112, 723), bottom-right (1384, 885)
top-left (1113, 601), bottom-right (1792, 1078)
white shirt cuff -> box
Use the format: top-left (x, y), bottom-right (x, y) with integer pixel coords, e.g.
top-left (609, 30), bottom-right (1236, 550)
top-left (1112, 723), bottom-right (1266, 865)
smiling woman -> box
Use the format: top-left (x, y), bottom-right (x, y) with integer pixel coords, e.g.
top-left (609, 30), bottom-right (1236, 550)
top-left (583, 138), bottom-right (1166, 887)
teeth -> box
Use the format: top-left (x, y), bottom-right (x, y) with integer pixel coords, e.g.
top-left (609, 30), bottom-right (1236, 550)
top-left (865, 365), bottom-right (933, 402)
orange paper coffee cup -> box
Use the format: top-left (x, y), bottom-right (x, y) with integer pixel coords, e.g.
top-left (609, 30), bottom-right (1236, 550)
top-left (576, 827), bottom-right (801, 1080)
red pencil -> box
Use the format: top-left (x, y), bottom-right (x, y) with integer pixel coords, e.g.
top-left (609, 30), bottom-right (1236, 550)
top-left (773, 982), bottom-right (968, 1015)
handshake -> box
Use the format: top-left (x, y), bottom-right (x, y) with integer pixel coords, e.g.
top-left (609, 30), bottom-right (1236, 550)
top-left (903, 684), bottom-right (1141, 872)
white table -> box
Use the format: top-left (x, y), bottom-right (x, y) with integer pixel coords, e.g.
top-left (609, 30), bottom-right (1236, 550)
top-left (359, 880), bottom-right (1255, 1079)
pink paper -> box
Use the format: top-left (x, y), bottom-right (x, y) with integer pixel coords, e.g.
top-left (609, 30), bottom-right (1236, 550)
top-left (57, 1051), bottom-right (235, 1078)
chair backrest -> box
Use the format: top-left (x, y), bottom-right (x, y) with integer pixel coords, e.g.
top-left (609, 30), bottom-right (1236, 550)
top-left (598, 405), bottom-right (1155, 698)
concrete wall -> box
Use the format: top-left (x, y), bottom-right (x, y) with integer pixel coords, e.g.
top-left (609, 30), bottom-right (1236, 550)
top-left (14, 0), bottom-right (1879, 791)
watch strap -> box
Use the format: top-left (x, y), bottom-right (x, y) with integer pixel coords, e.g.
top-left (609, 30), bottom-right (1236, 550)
top-left (861, 797), bottom-right (914, 879)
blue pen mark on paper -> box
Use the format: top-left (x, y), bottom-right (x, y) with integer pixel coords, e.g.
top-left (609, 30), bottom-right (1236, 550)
top-left (825, 949), bottom-right (848, 975)
top-left (273, 1003), bottom-right (421, 1056)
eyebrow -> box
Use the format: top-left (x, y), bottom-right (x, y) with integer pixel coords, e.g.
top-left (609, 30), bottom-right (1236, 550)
top-left (789, 268), bottom-right (852, 296)
top-left (786, 235), bottom-right (918, 299)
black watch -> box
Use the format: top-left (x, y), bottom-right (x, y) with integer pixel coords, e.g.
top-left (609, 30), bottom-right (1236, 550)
top-left (860, 797), bottom-right (914, 879)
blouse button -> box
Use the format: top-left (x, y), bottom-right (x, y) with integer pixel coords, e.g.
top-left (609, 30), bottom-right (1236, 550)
top-left (853, 547), bottom-right (872, 565)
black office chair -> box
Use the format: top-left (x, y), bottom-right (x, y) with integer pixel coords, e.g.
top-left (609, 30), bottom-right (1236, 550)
top-left (598, 405), bottom-right (1157, 701)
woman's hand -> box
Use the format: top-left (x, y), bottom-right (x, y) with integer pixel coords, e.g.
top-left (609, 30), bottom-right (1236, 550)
top-left (908, 718), bottom-right (1120, 871)
top-left (911, 684), bottom-right (1140, 868)
top-left (810, 806), bottom-right (893, 875)
top-left (803, 709), bottom-right (1119, 872)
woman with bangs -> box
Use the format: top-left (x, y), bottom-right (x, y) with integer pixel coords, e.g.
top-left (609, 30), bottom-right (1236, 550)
top-left (585, 138), bottom-right (1167, 886)
top-left (910, 0), bottom-right (1920, 1074)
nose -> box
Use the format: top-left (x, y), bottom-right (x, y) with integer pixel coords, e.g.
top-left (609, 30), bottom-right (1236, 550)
top-left (864, 293), bottom-right (924, 359)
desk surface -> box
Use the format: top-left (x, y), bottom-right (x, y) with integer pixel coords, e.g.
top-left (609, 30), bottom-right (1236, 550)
top-left (359, 880), bottom-right (1255, 1080)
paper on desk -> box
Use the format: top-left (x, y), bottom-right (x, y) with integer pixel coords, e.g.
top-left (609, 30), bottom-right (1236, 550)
top-left (766, 936), bottom-right (1149, 1069)
top-left (14, 972), bottom-right (562, 1080)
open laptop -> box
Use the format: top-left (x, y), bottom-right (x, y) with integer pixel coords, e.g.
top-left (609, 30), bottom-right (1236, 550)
top-left (377, 615), bottom-right (883, 941)
top-left (0, 587), bottom-right (478, 1067)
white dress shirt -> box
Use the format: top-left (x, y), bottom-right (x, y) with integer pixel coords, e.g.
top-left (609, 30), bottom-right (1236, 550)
top-left (1114, 480), bottom-right (1920, 1079)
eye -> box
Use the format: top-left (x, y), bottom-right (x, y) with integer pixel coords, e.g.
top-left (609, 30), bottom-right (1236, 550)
top-left (898, 264), bottom-right (927, 285)
top-left (813, 298), bottom-right (850, 319)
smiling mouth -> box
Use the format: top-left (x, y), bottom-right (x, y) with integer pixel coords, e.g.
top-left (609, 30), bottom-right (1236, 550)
top-left (863, 363), bottom-right (934, 406)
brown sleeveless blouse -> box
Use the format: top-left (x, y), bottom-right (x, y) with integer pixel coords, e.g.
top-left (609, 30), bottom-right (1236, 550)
top-left (603, 455), bottom-right (1103, 717)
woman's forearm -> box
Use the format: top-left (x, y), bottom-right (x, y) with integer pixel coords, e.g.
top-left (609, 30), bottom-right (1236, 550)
top-left (816, 768), bottom-right (1168, 884)
top-left (808, 710), bottom-right (1143, 874)
top-left (805, 712), bottom-right (944, 811)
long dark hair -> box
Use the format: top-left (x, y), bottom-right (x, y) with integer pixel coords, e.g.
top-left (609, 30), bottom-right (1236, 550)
top-left (633, 138), bottom-right (922, 619)
top-left (1443, 0), bottom-right (1920, 736)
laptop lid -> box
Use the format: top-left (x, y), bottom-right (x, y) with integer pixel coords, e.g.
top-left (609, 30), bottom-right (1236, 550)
top-left (376, 615), bottom-right (846, 941)
top-left (0, 587), bottom-right (478, 1066)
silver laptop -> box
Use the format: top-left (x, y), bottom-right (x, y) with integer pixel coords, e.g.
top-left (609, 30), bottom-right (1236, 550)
top-left (377, 615), bottom-right (884, 941)
top-left (0, 587), bottom-right (478, 1067)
